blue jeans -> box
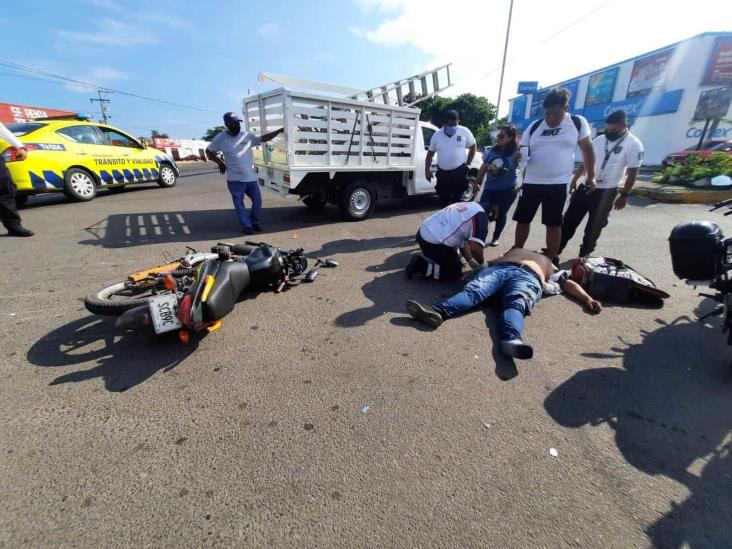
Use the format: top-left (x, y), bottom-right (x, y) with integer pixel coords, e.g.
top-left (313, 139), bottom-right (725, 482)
top-left (480, 188), bottom-right (517, 241)
top-left (227, 180), bottom-right (261, 229)
top-left (433, 264), bottom-right (543, 341)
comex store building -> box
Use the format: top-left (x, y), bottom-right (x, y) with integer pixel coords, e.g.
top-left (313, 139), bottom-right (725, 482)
top-left (507, 32), bottom-right (732, 165)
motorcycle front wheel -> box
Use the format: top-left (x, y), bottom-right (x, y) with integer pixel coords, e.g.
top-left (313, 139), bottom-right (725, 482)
top-left (85, 282), bottom-right (168, 316)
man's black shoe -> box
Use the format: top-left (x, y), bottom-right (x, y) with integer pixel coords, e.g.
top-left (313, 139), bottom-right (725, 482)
top-left (499, 339), bottom-right (534, 360)
top-left (253, 224), bottom-right (263, 232)
top-left (406, 300), bottom-right (443, 328)
top-left (406, 255), bottom-right (428, 279)
top-left (242, 227), bottom-right (254, 235)
top-left (7, 226), bottom-right (34, 237)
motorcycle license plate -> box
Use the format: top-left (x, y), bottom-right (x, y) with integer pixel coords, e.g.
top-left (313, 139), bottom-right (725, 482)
top-left (148, 294), bottom-right (183, 334)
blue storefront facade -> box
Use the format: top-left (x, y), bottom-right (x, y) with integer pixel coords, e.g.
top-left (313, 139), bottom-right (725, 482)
top-left (507, 32), bottom-right (732, 165)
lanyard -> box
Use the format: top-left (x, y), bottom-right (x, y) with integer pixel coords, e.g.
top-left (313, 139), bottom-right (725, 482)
top-left (599, 133), bottom-right (627, 176)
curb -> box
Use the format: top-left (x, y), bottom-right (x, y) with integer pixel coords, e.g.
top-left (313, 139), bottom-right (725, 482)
top-left (631, 186), bottom-right (732, 204)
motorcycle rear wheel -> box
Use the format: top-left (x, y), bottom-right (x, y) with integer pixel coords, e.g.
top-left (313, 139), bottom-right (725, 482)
top-left (85, 282), bottom-right (167, 316)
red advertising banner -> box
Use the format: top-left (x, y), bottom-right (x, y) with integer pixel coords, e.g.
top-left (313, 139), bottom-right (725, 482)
top-left (704, 36), bottom-right (732, 85)
top-left (152, 137), bottom-right (181, 149)
top-left (0, 102), bottom-right (75, 124)
top-left (627, 49), bottom-right (675, 98)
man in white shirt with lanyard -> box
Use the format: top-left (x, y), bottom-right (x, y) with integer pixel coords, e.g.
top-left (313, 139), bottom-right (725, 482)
top-left (512, 88), bottom-right (595, 263)
top-left (0, 121), bottom-right (33, 237)
top-left (425, 110), bottom-right (477, 208)
top-left (559, 109), bottom-right (644, 257)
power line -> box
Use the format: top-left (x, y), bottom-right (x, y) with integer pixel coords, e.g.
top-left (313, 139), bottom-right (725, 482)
top-left (0, 59), bottom-right (220, 115)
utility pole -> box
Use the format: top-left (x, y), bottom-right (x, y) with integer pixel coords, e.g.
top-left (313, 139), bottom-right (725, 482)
top-left (90, 90), bottom-right (111, 124)
top-left (494, 0), bottom-right (514, 128)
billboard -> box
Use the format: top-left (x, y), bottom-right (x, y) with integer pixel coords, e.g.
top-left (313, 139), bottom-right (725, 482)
top-left (627, 49), bottom-right (675, 98)
top-left (693, 86), bottom-right (732, 120)
top-left (529, 89), bottom-right (549, 119)
top-left (559, 80), bottom-right (580, 111)
top-left (585, 67), bottom-right (619, 106)
top-left (511, 95), bottom-right (528, 123)
top-left (703, 36), bottom-right (732, 85)
top-left (517, 81), bottom-right (538, 94)
top-left (0, 102), bottom-right (75, 124)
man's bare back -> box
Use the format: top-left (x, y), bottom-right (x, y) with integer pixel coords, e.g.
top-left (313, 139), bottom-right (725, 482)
top-left (488, 248), bottom-right (556, 281)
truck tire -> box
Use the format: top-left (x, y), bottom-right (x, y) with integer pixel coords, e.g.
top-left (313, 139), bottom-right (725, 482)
top-left (339, 180), bottom-right (375, 221)
top-left (64, 168), bottom-right (97, 202)
top-left (303, 194), bottom-right (326, 210)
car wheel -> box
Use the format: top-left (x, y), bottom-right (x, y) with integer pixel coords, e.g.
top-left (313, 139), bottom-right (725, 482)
top-left (14, 195), bottom-right (28, 208)
top-left (303, 194), bottom-right (326, 210)
top-left (64, 168), bottom-right (97, 202)
top-left (339, 180), bottom-right (375, 221)
top-left (157, 164), bottom-right (177, 188)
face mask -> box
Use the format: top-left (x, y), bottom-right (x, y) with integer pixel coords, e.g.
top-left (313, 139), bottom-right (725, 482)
top-left (444, 125), bottom-right (457, 137)
top-left (604, 129), bottom-right (626, 141)
top-left (226, 122), bottom-right (241, 135)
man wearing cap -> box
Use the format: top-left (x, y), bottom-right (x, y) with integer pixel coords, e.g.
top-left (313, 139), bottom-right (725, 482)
top-left (0, 121), bottom-right (33, 237)
top-left (559, 109), bottom-right (644, 257)
top-left (425, 110), bottom-right (477, 207)
top-left (206, 113), bottom-right (284, 234)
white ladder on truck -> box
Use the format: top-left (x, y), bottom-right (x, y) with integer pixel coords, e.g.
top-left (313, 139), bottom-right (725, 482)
top-left (349, 64), bottom-right (453, 107)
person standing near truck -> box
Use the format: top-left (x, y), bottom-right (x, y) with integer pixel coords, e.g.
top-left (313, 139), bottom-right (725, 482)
top-left (206, 112), bottom-right (284, 235)
top-left (425, 110), bottom-right (477, 207)
top-left (0, 121), bottom-right (33, 237)
top-left (512, 88), bottom-right (595, 263)
top-left (559, 109), bottom-right (644, 258)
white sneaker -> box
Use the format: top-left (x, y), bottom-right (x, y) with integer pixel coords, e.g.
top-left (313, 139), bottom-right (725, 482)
top-left (499, 339), bottom-right (533, 360)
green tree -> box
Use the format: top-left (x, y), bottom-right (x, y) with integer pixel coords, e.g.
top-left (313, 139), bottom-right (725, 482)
top-left (202, 126), bottom-right (225, 141)
top-left (415, 93), bottom-right (497, 148)
top-left (150, 129), bottom-right (169, 138)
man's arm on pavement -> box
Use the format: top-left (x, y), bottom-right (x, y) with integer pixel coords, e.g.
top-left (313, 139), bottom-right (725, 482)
top-left (467, 143), bottom-right (476, 166)
top-left (563, 279), bottom-right (602, 313)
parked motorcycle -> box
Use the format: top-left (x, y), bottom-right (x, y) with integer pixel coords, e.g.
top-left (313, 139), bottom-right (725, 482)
top-left (84, 241), bottom-right (338, 340)
top-left (669, 197), bottom-right (732, 346)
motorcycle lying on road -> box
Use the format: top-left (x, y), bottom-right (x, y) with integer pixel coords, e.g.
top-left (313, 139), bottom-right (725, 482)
top-left (84, 241), bottom-right (338, 340)
top-left (669, 197), bottom-right (732, 348)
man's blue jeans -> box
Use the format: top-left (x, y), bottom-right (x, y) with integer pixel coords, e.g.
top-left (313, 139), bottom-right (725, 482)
top-left (227, 180), bottom-right (262, 229)
top-left (433, 264), bottom-right (543, 341)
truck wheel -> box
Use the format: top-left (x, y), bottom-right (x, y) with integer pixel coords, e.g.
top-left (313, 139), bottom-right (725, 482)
top-left (339, 181), bottom-right (375, 221)
top-left (459, 185), bottom-right (477, 202)
top-left (303, 194), bottom-right (326, 210)
top-left (64, 168), bottom-right (97, 202)
top-left (15, 195), bottom-right (28, 208)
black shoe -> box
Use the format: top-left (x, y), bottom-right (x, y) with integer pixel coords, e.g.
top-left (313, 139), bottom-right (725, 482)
top-left (242, 227), bottom-right (254, 235)
top-left (253, 224), bottom-right (263, 232)
top-left (406, 255), bottom-right (427, 279)
top-left (406, 300), bottom-right (443, 328)
top-left (499, 339), bottom-right (534, 360)
top-left (7, 226), bottom-right (34, 237)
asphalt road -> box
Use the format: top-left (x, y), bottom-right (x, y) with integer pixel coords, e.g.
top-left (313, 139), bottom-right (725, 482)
top-left (1, 163), bottom-right (731, 548)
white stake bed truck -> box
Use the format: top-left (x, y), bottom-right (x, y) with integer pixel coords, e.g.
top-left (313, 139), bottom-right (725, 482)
top-left (242, 69), bottom-right (478, 221)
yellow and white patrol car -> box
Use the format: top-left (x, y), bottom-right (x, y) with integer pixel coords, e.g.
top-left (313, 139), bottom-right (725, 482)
top-left (0, 114), bottom-right (178, 206)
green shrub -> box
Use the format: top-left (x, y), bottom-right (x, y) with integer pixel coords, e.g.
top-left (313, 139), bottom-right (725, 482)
top-left (653, 152), bottom-right (732, 186)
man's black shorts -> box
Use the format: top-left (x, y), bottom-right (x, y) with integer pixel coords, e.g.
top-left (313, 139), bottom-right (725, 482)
top-left (512, 183), bottom-right (567, 226)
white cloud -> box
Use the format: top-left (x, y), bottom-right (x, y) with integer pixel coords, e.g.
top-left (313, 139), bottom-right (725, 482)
top-left (56, 18), bottom-right (159, 47)
top-left (354, 0), bottom-right (732, 116)
top-left (257, 23), bottom-right (279, 37)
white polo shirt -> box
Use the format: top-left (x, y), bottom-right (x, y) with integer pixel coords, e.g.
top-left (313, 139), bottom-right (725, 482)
top-left (593, 132), bottom-right (644, 189)
top-left (429, 125), bottom-right (476, 171)
top-left (519, 113), bottom-right (591, 185)
top-left (419, 202), bottom-right (488, 248)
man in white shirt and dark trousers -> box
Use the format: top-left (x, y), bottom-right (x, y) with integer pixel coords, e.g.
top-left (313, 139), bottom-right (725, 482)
top-left (425, 110), bottom-right (477, 208)
top-left (513, 88), bottom-right (595, 263)
top-left (206, 112), bottom-right (283, 235)
top-left (559, 110), bottom-right (644, 257)
top-left (0, 121), bottom-right (33, 237)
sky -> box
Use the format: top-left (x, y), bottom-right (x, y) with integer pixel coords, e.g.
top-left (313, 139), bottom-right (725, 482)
top-left (1, 0), bottom-right (730, 139)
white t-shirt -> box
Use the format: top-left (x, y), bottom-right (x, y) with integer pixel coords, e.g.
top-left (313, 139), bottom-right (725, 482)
top-left (207, 130), bottom-right (262, 182)
top-left (419, 202), bottom-right (488, 248)
top-left (429, 125), bottom-right (476, 171)
top-left (519, 113), bottom-right (591, 185)
top-left (593, 132), bottom-right (644, 189)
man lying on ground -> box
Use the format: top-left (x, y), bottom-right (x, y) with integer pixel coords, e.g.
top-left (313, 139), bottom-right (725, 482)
top-left (405, 248), bottom-right (602, 360)
top-left (406, 201), bottom-right (489, 281)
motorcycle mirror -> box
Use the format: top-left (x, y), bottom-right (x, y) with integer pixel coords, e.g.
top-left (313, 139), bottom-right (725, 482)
top-left (305, 270), bottom-right (318, 282)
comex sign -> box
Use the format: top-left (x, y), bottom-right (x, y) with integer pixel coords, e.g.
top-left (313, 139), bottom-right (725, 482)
top-left (686, 125), bottom-right (732, 139)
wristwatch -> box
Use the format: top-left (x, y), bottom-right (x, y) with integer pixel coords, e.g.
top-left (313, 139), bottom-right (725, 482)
top-left (619, 191), bottom-right (630, 197)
